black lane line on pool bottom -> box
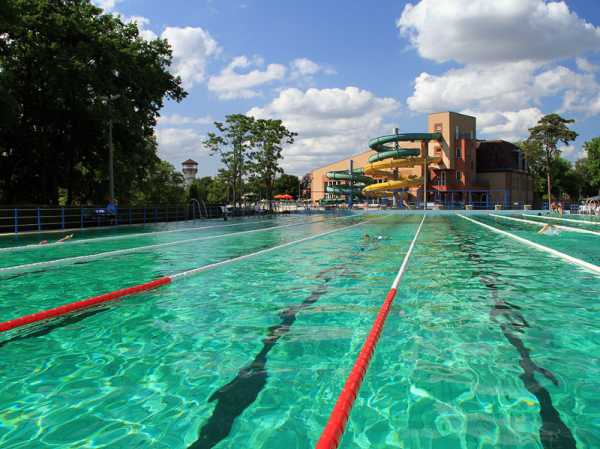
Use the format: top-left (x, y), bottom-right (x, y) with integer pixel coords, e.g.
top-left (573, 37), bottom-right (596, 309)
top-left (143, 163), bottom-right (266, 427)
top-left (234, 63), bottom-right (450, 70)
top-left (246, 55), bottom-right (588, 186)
top-left (188, 264), bottom-right (351, 449)
top-left (449, 222), bottom-right (576, 449)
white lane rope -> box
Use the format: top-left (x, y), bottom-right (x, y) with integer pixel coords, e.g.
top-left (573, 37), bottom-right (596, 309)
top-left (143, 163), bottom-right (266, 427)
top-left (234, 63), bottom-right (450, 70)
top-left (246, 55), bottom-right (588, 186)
top-left (0, 216), bottom-right (306, 254)
top-left (458, 214), bottom-right (600, 276)
top-left (171, 219), bottom-right (372, 280)
top-left (490, 214), bottom-right (600, 237)
top-left (391, 215), bottom-right (426, 289)
top-left (0, 217), bottom-right (358, 275)
top-left (522, 213), bottom-right (600, 226)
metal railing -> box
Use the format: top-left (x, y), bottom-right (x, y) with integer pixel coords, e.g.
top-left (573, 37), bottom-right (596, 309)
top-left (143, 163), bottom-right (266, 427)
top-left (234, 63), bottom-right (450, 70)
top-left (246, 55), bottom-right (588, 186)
top-left (0, 204), bottom-right (227, 234)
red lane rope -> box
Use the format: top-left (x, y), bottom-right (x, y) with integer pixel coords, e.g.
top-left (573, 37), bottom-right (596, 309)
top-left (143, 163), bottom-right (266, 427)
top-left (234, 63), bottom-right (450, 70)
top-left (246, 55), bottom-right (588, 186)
top-left (315, 288), bottom-right (397, 449)
top-left (315, 215), bottom-right (425, 449)
top-left (0, 277), bottom-right (171, 333)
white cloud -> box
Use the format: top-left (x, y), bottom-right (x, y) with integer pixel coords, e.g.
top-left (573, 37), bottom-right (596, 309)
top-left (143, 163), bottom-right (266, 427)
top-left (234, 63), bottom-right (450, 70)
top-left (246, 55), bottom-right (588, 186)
top-left (161, 27), bottom-right (220, 90)
top-left (576, 57), bottom-right (599, 73)
top-left (398, 0), bottom-right (600, 65)
top-left (158, 114), bottom-right (213, 126)
top-left (560, 145), bottom-right (585, 162)
top-left (467, 108), bottom-right (543, 142)
top-left (92, 0), bottom-right (121, 12)
top-left (122, 16), bottom-right (158, 41)
top-left (408, 62), bottom-right (537, 113)
top-left (207, 56), bottom-right (286, 99)
top-left (400, 0), bottom-right (600, 140)
top-left (290, 58), bottom-right (321, 76)
top-left (156, 128), bottom-right (205, 167)
top-left (248, 87), bottom-right (399, 174)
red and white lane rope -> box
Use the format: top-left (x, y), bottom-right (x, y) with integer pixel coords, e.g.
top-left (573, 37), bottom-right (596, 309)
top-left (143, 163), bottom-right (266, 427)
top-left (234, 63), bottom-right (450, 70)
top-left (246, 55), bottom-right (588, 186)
top-left (314, 215), bottom-right (426, 449)
top-left (0, 219), bottom-right (370, 333)
top-left (0, 217), bottom-right (340, 275)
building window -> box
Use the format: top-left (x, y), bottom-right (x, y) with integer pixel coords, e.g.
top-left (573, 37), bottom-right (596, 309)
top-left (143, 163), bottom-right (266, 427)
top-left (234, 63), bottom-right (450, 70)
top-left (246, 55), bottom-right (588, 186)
top-left (455, 145), bottom-right (461, 159)
top-left (455, 125), bottom-right (460, 138)
top-left (434, 123), bottom-right (443, 133)
top-left (439, 170), bottom-right (446, 186)
top-left (456, 170), bottom-right (462, 184)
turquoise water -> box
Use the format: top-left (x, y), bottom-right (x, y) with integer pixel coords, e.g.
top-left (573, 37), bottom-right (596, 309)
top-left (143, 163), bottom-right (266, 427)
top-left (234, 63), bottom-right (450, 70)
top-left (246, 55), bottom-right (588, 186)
top-left (0, 214), bottom-right (598, 448)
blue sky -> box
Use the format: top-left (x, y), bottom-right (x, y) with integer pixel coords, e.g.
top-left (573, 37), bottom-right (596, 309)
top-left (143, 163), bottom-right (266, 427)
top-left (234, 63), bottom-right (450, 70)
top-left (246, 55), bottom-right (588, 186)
top-left (94, 0), bottom-right (600, 177)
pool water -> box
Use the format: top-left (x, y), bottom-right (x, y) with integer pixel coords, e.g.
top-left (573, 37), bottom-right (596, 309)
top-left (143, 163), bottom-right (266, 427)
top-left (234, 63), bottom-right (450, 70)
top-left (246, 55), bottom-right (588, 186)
top-left (0, 213), bottom-right (598, 448)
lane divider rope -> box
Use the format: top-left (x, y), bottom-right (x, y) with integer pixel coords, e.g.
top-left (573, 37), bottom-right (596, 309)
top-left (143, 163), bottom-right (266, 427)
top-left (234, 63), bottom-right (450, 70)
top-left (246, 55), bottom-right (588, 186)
top-left (314, 215), bottom-right (426, 449)
top-left (0, 217), bottom-right (345, 275)
top-left (522, 213), bottom-right (600, 226)
top-left (458, 214), bottom-right (600, 275)
top-left (0, 278), bottom-right (172, 332)
top-left (0, 215), bottom-right (306, 254)
top-left (489, 213), bottom-right (600, 237)
top-left (0, 219), bottom-right (371, 334)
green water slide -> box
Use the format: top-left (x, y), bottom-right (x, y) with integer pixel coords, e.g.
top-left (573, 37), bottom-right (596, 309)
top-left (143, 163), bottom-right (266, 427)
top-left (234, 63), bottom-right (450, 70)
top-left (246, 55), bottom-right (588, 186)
top-left (326, 169), bottom-right (373, 184)
top-left (324, 168), bottom-right (373, 202)
top-left (367, 133), bottom-right (441, 162)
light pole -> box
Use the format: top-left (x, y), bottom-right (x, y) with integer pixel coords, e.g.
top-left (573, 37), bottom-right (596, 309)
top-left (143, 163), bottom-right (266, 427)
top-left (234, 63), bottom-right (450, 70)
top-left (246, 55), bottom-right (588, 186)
top-left (101, 94), bottom-right (121, 200)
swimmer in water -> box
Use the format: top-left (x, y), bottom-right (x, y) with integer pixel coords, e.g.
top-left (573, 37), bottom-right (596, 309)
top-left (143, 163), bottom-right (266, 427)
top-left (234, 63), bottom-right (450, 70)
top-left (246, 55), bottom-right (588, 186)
top-left (37, 234), bottom-right (74, 245)
top-left (538, 224), bottom-right (559, 235)
top-left (57, 234), bottom-right (74, 243)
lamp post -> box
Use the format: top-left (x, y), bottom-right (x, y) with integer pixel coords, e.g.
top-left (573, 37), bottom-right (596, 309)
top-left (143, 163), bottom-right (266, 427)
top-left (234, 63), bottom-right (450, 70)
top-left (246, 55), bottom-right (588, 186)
top-left (100, 94), bottom-right (121, 200)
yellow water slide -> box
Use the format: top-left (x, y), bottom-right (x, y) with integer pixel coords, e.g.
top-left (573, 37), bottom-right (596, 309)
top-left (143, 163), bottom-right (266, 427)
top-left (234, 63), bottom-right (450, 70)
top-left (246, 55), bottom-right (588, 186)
top-left (362, 133), bottom-right (444, 196)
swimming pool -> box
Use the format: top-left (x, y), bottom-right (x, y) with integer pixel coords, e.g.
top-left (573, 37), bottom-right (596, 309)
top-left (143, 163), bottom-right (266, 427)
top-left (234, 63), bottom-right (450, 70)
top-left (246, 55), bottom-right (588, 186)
top-left (0, 212), bottom-right (598, 448)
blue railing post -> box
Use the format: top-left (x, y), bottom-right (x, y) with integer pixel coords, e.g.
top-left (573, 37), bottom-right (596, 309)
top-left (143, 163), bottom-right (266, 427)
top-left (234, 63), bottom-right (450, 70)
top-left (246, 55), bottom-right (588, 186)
top-left (61, 208), bottom-right (65, 229)
top-left (143, 207), bottom-right (147, 224)
top-left (80, 207), bottom-right (84, 228)
top-left (14, 208), bottom-right (18, 234)
top-left (37, 207), bottom-right (41, 231)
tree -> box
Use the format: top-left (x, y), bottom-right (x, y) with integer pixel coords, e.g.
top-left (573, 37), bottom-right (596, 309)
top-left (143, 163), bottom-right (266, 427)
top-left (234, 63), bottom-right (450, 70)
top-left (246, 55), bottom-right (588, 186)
top-left (274, 174), bottom-right (300, 197)
top-left (582, 137), bottom-right (600, 195)
top-left (206, 174), bottom-right (228, 204)
top-left (128, 161), bottom-right (187, 205)
top-left (527, 114), bottom-right (578, 203)
top-left (0, 0), bottom-right (186, 204)
top-left (204, 115), bottom-right (255, 207)
top-left (188, 177), bottom-right (213, 203)
top-left (250, 119), bottom-right (296, 211)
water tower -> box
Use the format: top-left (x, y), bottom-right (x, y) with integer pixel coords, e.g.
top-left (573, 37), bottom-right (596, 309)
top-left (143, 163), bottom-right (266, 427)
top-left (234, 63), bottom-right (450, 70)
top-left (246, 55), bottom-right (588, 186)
top-left (182, 159), bottom-right (198, 186)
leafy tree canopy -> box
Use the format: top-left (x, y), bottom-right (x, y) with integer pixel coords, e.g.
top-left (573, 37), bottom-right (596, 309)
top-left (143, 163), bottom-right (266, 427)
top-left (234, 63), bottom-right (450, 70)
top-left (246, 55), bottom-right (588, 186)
top-left (0, 0), bottom-right (186, 205)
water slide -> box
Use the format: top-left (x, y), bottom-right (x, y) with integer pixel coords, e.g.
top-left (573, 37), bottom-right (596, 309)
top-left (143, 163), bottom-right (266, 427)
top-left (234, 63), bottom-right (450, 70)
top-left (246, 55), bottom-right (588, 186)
top-left (362, 133), bottom-right (444, 196)
top-left (323, 169), bottom-right (373, 203)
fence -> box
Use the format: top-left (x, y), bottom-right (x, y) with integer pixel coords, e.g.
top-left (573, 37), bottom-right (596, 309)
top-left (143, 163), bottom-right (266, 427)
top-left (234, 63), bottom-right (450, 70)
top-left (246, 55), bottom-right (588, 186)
top-left (0, 204), bottom-right (226, 234)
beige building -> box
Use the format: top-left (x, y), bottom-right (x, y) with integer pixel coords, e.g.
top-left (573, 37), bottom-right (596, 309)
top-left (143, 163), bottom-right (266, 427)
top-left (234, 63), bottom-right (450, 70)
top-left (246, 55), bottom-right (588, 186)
top-left (306, 112), bottom-right (533, 208)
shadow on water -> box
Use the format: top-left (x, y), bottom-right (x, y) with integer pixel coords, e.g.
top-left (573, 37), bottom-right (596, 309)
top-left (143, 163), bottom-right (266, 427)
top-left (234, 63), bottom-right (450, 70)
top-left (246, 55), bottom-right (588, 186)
top-left (187, 263), bottom-right (352, 449)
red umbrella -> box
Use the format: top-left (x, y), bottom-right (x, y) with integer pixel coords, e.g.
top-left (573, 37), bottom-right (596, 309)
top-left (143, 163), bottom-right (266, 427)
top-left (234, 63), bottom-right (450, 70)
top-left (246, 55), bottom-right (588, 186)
top-left (274, 194), bottom-right (294, 200)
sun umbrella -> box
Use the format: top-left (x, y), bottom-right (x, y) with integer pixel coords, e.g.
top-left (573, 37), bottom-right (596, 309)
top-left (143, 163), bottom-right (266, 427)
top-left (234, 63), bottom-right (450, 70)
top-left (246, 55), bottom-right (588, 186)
top-left (274, 194), bottom-right (294, 200)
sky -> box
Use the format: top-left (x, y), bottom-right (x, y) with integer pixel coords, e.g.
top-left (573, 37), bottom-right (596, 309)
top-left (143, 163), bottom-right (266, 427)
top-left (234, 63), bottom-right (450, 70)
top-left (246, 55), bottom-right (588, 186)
top-left (93, 0), bottom-right (600, 177)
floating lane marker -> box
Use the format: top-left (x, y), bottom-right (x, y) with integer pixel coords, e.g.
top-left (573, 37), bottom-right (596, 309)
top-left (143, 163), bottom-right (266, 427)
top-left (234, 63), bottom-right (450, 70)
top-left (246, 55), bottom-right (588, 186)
top-left (0, 277), bottom-right (172, 333)
top-left (458, 214), bottom-right (600, 276)
top-left (489, 213), bottom-right (600, 237)
top-left (0, 215), bottom-right (306, 254)
top-left (0, 217), bottom-right (342, 276)
top-left (315, 215), bottom-right (426, 449)
top-left (522, 213), bottom-right (600, 226)
top-left (0, 219), bottom-right (371, 333)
